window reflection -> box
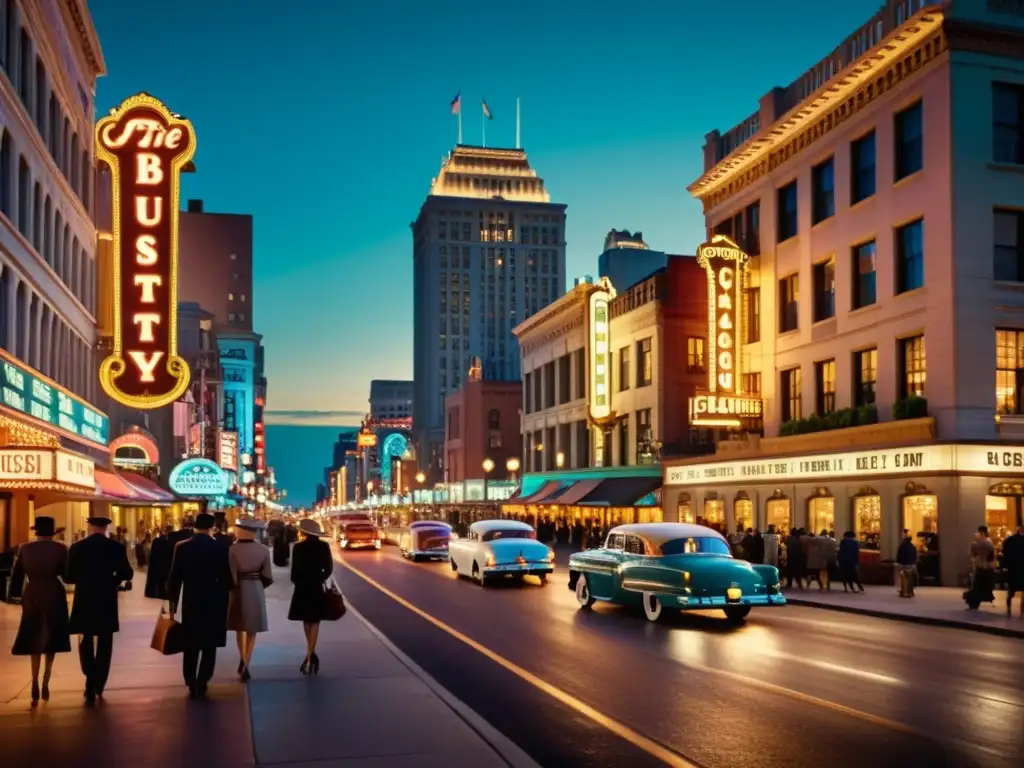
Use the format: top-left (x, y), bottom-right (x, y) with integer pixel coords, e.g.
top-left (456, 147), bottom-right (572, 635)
top-left (853, 495), bottom-right (881, 550)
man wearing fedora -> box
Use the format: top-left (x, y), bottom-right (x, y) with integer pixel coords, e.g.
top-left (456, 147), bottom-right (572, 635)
top-left (65, 514), bottom-right (134, 705)
top-left (167, 512), bottom-right (232, 699)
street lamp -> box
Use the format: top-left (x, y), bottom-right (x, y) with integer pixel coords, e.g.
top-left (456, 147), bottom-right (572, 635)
top-left (556, 451), bottom-right (565, 469)
top-left (482, 458), bottom-right (495, 503)
top-left (415, 471), bottom-right (426, 484)
top-left (506, 457), bottom-right (520, 482)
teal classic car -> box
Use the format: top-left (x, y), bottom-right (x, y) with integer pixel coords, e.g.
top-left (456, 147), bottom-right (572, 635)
top-left (567, 523), bottom-right (785, 623)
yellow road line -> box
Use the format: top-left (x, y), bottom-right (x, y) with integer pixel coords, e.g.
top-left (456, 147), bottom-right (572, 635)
top-left (336, 555), bottom-right (699, 768)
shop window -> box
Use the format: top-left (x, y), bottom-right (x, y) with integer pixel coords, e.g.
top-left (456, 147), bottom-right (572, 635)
top-left (808, 494), bottom-right (835, 535)
top-left (701, 498), bottom-right (725, 533)
top-left (853, 493), bottom-right (881, 550)
top-left (902, 493), bottom-right (938, 546)
top-left (677, 495), bottom-right (694, 524)
top-left (734, 496), bottom-right (754, 532)
top-left (984, 494), bottom-right (1017, 553)
top-left (766, 496), bottom-right (791, 532)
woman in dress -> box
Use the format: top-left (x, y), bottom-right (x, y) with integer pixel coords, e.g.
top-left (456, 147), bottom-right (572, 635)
top-left (227, 519), bottom-right (273, 681)
top-left (10, 517), bottom-right (71, 704)
top-left (288, 519), bottom-right (333, 675)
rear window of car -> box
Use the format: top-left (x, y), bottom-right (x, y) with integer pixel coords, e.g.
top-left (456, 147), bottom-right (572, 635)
top-left (481, 529), bottom-right (534, 542)
top-left (660, 537), bottom-right (732, 556)
top-left (346, 524), bottom-right (374, 532)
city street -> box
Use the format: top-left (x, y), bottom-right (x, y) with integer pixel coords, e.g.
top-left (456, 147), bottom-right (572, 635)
top-left (333, 545), bottom-right (1024, 768)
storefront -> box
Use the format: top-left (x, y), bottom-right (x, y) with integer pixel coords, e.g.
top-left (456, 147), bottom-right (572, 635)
top-left (663, 442), bottom-right (1024, 587)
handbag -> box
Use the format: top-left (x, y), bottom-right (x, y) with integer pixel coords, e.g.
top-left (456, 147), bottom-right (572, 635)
top-left (322, 577), bottom-right (347, 622)
top-left (151, 607), bottom-right (184, 655)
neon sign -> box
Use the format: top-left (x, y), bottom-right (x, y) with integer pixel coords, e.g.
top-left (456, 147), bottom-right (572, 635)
top-left (690, 236), bottom-right (761, 428)
top-left (96, 93), bottom-right (195, 409)
top-left (588, 277), bottom-right (616, 424)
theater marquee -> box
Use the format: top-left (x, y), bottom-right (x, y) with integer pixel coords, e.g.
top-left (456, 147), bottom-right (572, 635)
top-left (96, 93), bottom-right (196, 410)
top-left (689, 235), bottom-right (762, 429)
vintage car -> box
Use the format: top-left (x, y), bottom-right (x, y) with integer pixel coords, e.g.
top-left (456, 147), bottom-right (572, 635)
top-left (449, 520), bottom-right (554, 585)
top-left (400, 521), bottom-right (452, 561)
top-left (338, 519), bottom-right (382, 550)
top-left (567, 523), bottom-right (785, 623)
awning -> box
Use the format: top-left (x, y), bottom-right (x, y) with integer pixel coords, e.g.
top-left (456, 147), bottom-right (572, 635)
top-left (506, 480), bottom-right (562, 504)
top-left (546, 479), bottom-right (603, 506)
top-left (118, 472), bottom-right (176, 504)
top-left (578, 476), bottom-right (662, 507)
top-left (94, 468), bottom-right (145, 502)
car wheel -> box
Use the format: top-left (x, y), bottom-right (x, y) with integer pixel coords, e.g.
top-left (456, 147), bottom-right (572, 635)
top-left (538, 573), bottom-right (547, 584)
top-left (411, 554), bottom-right (421, 563)
top-left (642, 592), bottom-right (663, 622)
top-left (472, 563), bottom-right (485, 586)
top-left (723, 606), bottom-right (752, 624)
top-left (575, 575), bottom-right (596, 609)
top-left (450, 557), bottom-right (458, 573)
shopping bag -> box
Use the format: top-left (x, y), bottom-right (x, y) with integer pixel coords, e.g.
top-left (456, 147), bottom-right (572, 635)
top-left (322, 577), bottom-right (347, 622)
top-left (151, 608), bottom-right (184, 655)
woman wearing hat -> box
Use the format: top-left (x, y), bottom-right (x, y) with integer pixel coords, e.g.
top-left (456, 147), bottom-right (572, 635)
top-left (10, 517), bottom-right (71, 703)
top-left (227, 519), bottom-right (273, 681)
top-left (288, 519), bottom-right (333, 674)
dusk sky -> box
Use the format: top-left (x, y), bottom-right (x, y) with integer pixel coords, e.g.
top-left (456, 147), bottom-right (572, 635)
top-left (91, 0), bottom-right (882, 503)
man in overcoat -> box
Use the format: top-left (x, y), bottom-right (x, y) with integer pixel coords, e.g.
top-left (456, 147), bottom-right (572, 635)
top-left (167, 512), bottom-right (231, 699)
top-left (65, 515), bottom-right (133, 704)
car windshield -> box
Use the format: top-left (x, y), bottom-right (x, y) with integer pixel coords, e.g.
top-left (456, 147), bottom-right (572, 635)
top-left (660, 537), bottom-right (732, 556)
top-left (481, 529), bottom-right (534, 542)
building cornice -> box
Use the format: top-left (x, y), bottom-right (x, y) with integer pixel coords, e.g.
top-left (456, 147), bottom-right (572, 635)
top-left (512, 284), bottom-right (592, 341)
top-left (63, 0), bottom-right (105, 77)
top-left (688, 8), bottom-right (946, 212)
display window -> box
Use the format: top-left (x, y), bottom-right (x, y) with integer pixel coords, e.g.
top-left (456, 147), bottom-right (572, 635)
top-left (984, 494), bottom-right (1016, 553)
top-left (734, 497), bottom-right (754, 532)
top-left (808, 495), bottom-right (835, 535)
top-left (902, 493), bottom-right (938, 550)
top-left (766, 497), bottom-right (791, 532)
top-left (853, 494), bottom-right (881, 550)
top-left (700, 498), bottom-right (725, 532)
top-left (678, 495), bottom-right (694, 524)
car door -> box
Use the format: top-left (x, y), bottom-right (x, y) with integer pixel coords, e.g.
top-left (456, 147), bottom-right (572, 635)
top-left (584, 533), bottom-right (627, 600)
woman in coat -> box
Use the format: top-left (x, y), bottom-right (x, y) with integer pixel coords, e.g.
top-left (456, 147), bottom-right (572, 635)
top-left (288, 519), bottom-right (333, 675)
top-left (10, 517), bottom-right (71, 704)
top-left (228, 520), bottom-right (273, 681)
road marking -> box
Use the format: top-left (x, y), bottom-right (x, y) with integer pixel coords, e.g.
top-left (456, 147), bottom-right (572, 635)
top-left (336, 555), bottom-right (701, 768)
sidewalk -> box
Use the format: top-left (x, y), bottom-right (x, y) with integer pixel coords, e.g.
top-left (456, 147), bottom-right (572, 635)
top-left (0, 547), bottom-right (537, 767)
top-left (786, 585), bottom-right (1024, 637)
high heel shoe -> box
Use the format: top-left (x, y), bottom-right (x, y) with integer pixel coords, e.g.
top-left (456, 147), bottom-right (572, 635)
top-left (30, 682), bottom-right (39, 703)
top-left (41, 681), bottom-right (50, 701)
top-left (237, 660), bottom-right (245, 675)
top-left (241, 667), bottom-right (251, 682)
top-left (310, 653), bottom-right (320, 675)
top-left (299, 657), bottom-right (309, 675)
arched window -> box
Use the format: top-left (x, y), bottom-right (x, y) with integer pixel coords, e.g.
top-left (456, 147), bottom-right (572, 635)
top-left (54, 209), bottom-right (63, 279)
top-left (31, 180), bottom-right (40, 251)
top-left (39, 305), bottom-right (50, 378)
top-left (42, 194), bottom-right (51, 264)
top-left (34, 56), bottom-right (45, 132)
top-left (48, 313), bottom-right (58, 382)
top-left (70, 133), bottom-right (79, 196)
top-left (61, 116), bottom-right (70, 178)
top-left (0, 130), bottom-right (11, 217)
top-left (71, 236), bottom-right (79, 301)
top-left (62, 222), bottom-right (70, 288)
top-left (48, 93), bottom-right (58, 160)
top-left (15, 279), bottom-right (27, 360)
top-left (28, 292), bottom-right (39, 369)
top-left (17, 154), bottom-right (29, 236)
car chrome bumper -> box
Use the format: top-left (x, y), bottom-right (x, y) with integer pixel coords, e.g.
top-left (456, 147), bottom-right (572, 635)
top-left (343, 541), bottom-right (381, 549)
top-left (675, 594), bottom-right (786, 608)
top-left (409, 549), bottom-right (449, 558)
top-left (482, 563), bottom-right (554, 576)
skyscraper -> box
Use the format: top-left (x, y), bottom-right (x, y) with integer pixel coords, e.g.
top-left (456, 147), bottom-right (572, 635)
top-left (412, 145), bottom-right (566, 480)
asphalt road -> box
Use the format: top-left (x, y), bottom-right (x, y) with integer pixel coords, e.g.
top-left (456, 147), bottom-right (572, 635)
top-left (331, 545), bottom-right (1024, 768)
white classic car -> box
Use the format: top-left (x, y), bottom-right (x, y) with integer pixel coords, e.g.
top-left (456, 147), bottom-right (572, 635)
top-left (400, 521), bottom-right (452, 561)
top-left (449, 520), bottom-right (554, 585)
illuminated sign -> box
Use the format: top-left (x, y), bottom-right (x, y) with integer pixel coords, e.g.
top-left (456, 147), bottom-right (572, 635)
top-left (96, 93), bottom-right (196, 409)
top-left (357, 431), bottom-right (377, 448)
top-left (110, 431), bottom-right (160, 465)
top-left (588, 277), bottom-right (616, 423)
top-left (0, 448), bottom-right (95, 489)
top-left (168, 458), bottom-right (229, 497)
top-left (689, 235), bottom-right (760, 428)
top-left (217, 430), bottom-right (239, 472)
top-left (0, 348), bottom-right (108, 446)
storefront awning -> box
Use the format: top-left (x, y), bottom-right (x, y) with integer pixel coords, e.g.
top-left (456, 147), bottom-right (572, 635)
top-left (94, 468), bottom-right (144, 501)
top-left (578, 476), bottom-right (662, 507)
top-left (508, 480), bottom-right (562, 504)
top-left (118, 472), bottom-right (176, 504)
top-left (546, 479), bottom-right (603, 506)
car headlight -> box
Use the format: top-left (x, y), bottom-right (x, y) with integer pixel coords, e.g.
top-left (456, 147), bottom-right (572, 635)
top-left (547, 550), bottom-right (556, 562)
top-left (682, 571), bottom-right (691, 585)
top-left (769, 582), bottom-right (780, 594)
top-left (485, 554), bottom-right (496, 567)
top-left (726, 586), bottom-right (742, 601)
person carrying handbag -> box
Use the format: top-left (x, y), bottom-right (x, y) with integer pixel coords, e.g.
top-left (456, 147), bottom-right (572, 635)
top-left (287, 519), bottom-right (337, 675)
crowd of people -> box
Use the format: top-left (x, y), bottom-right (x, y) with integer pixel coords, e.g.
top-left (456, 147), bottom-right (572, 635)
top-left (6, 512), bottom-right (340, 704)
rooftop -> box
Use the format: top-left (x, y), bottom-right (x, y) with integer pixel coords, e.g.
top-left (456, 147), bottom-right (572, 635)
top-left (429, 145), bottom-right (551, 203)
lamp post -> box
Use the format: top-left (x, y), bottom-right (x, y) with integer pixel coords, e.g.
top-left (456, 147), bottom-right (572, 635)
top-left (415, 471), bottom-right (426, 520)
top-left (505, 457), bottom-right (520, 483)
top-left (482, 458), bottom-right (495, 505)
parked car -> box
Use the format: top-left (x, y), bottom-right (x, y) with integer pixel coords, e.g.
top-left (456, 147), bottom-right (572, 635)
top-left (339, 519), bottom-right (382, 550)
top-left (567, 523), bottom-right (785, 623)
top-left (449, 520), bottom-right (554, 585)
top-left (400, 521), bottom-right (452, 561)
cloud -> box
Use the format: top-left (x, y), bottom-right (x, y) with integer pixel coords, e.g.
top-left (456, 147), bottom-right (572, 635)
top-left (263, 409), bottom-right (364, 426)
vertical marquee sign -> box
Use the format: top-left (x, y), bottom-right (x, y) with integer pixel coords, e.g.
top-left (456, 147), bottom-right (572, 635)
top-left (588, 277), bottom-right (616, 425)
top-left (690, 235), bottom-right (763, 427)
top-left (96, 93), bottom-right (195, 409)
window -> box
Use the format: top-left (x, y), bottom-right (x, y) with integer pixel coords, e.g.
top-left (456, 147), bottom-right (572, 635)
top-left (851, 131), bottom-right (876, 203)
top-left (811, 157), bottom-right (835, 223)
top-left (687, 337), bottom-right (706, 372)
top-left (558, 354), bottom-right (570, 404)
top-left (781, 367), bottom-right (802, 422)
top-left (745, 201), bottom-right (761, 256)
top-left (813, 257), bottom-right (835, 321)
top-left (776, 181), bottom-right (798, 242)
top-left (894, 101), bottom-right (923, 180)
top-left (228, 293), bottom-right (234, 300)
top-left (852, 240), bottom-right (877, 308)
top-left (896, 219), bottom-right (924, 293)
top-left (636, 408), bottom-right (652, 461)
top-left (854, 348), bottom-right (877, 406)
top-left (854, 495), bottom-right (882, 550)
top-left (618, 414), bottom-right (630, 466)
top-left (618, 345), bottom-right (630, 391)
top-left (745, 288), bottom-right (760, 343)
top-left (995, 329), bottom-right (1024, 414)
top-left (779, 274), bottom-right (799, 333)
top-left (742, 372), bottom-right (761, 395)
top-left (815, 359), bottom-right (836, 414)
top-left (994, 209), bottom-right (1024, 282)
top-left (899, 335), bottom-right (926, 399)
top-left (637, 338), bottom-right (652, 387)
top-left (993, 82), bottom-right (1024, 165)
top-left (488, 408), bottom-right (500, 428)
top-left (240, 294), bottom-right (246, 302)
top-left (524, 372), bottom-right (533, 413)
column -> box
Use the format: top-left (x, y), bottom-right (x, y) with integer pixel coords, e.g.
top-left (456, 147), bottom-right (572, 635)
top-left (29, 298), bottom-right (40, 371)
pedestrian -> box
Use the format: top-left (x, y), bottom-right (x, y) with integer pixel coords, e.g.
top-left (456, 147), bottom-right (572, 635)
top-left (65, 515), bottom-right (133, 705)
top-left (1002, 526), bottom-right (1024, 618)
top-left (9, 517), bottom-right (71, 704)
top-left (965, 525), bottom-right (996, 610)
top-left (763, 524), bottom-right (780, 568)
top-left (134, 533), bottom-right (149, 570)
top-left (144, 526), bottom-right (173, 600)
top-left (784, 528), bottom-right (804, 589)
top-left (228, 519), bottom-right (273, 682)
top-left (806, 530), bottom-right (831, 591)
top-left (838, 531), bottom-right (864, 593)
top-left (167, 512), bottom-right (232, 699)
top-left (272, 526), bottom-right (291, 567)
top-left (288, 519), bottom-right (334, 675)
top-left (896, 531), bottom-right (918, 597)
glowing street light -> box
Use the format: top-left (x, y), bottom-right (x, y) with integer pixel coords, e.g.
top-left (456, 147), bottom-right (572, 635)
top-left (482, 458), bottom-right (495, 474)
top-left (556, 451), bottom-right (565, 469)
top-left (415, 471), bottom-right (426, 484)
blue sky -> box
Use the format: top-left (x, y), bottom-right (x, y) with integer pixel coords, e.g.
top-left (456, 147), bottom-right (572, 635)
top-left (91, 0), bottom-right (882, 504)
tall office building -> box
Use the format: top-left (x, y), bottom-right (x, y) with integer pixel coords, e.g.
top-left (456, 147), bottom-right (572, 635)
top-left (369, 379), bottom-right (413, 421)
top-left (412, 145), bottom-right (566, 480)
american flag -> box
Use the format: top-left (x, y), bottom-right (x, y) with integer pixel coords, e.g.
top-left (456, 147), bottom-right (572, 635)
top-left (450, 92), bottom-right (461, 115)
top-left (482, 99), bottom-right (492, 119)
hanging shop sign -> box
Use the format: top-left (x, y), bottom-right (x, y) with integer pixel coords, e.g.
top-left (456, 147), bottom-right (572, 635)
top-left (0, 348), bottom-right (108, 446)
top-left (0, 448), bottom-right (96, 489)
top-left (689, 235), bottom-right (761, 428)
top-left (217, 430), bottom-right (239, 472)
top-left (588, 277), bottom-right (616, 424)
top-left (168, 457), bottom-right (229, 497)
top-left (96, 93), bottom-right (196, 410)
top-left (357, 430), bottom-right (377, 448)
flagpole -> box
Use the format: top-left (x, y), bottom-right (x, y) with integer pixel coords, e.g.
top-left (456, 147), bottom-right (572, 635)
top-left (482, 107), bottom-right (486, 148)
top-left (458, 107), bottom-right (463, 144)
top-left (516, 97), bottom-right (521, 149)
